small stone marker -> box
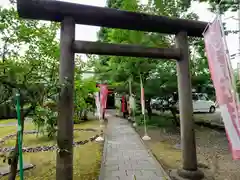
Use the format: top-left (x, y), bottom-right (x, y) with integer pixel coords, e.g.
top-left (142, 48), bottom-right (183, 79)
top-left (0, 164), bottom-right (34, 176)
top-left (132, 122), bottom-right (137, 127)
top-left (142, 134), bottom-right (151, 141)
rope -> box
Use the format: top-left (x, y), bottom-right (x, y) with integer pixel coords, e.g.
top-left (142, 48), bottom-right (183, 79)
top-left (224, 16), bottom-right (240, 21)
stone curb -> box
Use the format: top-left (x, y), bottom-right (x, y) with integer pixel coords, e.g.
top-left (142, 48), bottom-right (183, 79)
top-left (98, 129), bottom-right (108, 180)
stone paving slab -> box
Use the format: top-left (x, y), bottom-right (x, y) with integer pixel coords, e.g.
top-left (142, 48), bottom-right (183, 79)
top-left (100, 114), bottom-right (171, 180)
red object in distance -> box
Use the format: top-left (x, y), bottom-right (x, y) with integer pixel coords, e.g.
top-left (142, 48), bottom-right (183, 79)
top-left (121, 96), bottom-right (126, 113)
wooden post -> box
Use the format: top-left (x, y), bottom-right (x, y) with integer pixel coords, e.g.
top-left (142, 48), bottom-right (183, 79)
top-left (57, 17), bottom-right (75, 180)
top-left (175, 32), bottom-right (204, 179)
top-left (73, 40), bottom-right (181, 60)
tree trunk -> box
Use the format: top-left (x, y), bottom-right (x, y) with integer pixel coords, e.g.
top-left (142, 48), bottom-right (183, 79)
top-left (83, 110), bottom-right (88, 121)
top-left (2, 40), bottom-right (8, 74)
top-left (8, 107), bottom-right (25, 180)
top-left (170, 107), bottom-right (179, 126)
top-left (146, 98), bottom-right (152, 120)
top-left (8, 139), bottom-right (19, 180)
top-left (79, 110), bottom-right (83, 119)
top-left (102, 109), bottom-right (105, 120)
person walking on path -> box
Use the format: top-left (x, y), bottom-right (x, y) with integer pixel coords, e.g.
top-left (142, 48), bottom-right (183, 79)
top-left (121, 95), bottom-right (128, 118)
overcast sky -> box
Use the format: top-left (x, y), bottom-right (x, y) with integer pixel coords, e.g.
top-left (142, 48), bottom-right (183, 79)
top-left (0, 0), bottom-right (239, 68)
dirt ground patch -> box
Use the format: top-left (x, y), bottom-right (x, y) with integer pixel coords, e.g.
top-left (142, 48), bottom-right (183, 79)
top-left (136, 125), bottom-right (240, 180)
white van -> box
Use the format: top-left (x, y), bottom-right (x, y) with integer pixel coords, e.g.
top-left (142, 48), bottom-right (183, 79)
top-left (175, 93), bottom-right (216, 113)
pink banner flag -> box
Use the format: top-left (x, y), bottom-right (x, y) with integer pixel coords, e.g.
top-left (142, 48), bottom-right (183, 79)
top-left (203, 17), bottom-right (240, 160)
top-left (99, 84), bottom-right (108, 117)
top-left (140, 74), bottom-right (145, 115)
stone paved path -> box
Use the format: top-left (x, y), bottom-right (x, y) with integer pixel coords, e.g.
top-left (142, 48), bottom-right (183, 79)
top-left (100, 115), bottom-right (170, 180)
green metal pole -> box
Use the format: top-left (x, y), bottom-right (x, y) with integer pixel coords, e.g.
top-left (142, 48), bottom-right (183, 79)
top-left (16, 93), bottom-right (24, 180)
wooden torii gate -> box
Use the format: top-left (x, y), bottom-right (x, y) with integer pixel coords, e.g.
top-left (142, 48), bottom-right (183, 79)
top-left (17, 0), bottom-right (208, 179)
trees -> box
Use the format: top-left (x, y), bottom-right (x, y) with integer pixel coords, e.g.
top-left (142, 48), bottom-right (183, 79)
top-left (0, 2), bottom-right (60, 179)
top-left (74, 75), bottom-right (98, 122)
top-left (94, 0), bottom-right (213, 123)
top-left (193, 0), bottom-right (239, 97)
top-left (1, 1), bottom-right (100, 179)
top-left (194, 0), bottom-right (239, 36)
top-left (0, 56), bottom-right (60, 180)
top-left (195, 0), bottom-right (238, 13)
top-left (96, 0), bottom-right (167, 90)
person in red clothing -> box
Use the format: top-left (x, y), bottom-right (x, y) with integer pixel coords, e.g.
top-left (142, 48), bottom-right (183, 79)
top-left (121, 95), bottom-right (128, 118)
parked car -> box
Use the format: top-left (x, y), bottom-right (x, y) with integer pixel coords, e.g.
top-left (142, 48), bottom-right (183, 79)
top-left (150, 97), bottom-right (160, 106)
top-left (150, 97), bottom-right (161, 109)
top-left (174, 93), bottom-right (216, 113)
top-left (151, 98), bottom-right (168, 110)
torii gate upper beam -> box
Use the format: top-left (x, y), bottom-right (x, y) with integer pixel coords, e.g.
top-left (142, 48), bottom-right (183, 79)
top-left (17, 0), bottom-right (207, 37)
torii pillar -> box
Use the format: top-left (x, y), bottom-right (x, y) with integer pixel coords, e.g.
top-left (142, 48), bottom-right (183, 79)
top-left (175, 31), bottom-right (204, 179)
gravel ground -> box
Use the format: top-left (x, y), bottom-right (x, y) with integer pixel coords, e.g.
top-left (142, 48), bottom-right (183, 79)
top-left (136, 125), bottom-right (240, 180)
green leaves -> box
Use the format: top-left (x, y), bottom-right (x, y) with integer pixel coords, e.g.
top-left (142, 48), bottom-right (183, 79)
top-left (74, 76), bottom-right (98, 114)
top-left (196, 0), bottom-right (239, 13)
top-left (0, 2), bottom-right (60, 135)
top-left (93, 0), bottom-right (214, 102)
top-left (32, 105), bottom-right (57, 138)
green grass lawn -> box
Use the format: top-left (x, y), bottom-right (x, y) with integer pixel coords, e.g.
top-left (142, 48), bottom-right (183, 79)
top-left (0, 120), bottom-right (103, 180)
top-left (0, 119), bottom-right (17, 124)
top-left (0, 123), bottom-right (35, 139)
